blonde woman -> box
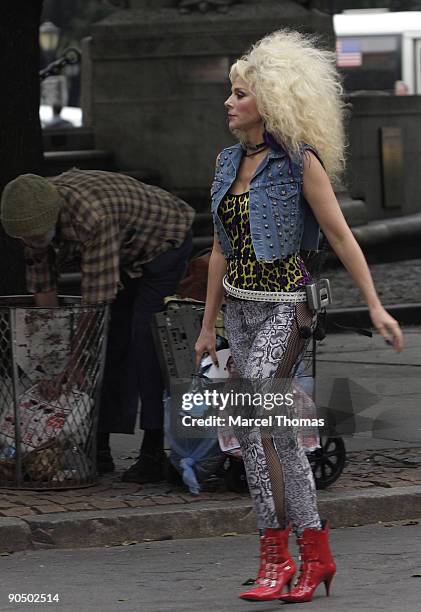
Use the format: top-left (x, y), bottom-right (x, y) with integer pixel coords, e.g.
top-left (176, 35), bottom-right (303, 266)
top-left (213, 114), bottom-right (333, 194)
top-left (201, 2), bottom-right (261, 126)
top-left (195, 30), bottom-right (403, 604)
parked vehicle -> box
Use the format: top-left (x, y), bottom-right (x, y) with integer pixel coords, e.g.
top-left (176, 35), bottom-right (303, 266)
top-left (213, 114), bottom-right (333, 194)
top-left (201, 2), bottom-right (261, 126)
top-left (334, 10), bottom-right (421, 94)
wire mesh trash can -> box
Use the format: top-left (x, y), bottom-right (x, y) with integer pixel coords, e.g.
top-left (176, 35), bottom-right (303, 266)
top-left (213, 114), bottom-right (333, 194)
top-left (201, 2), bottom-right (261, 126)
top-left (0, 296), bottom-right (109, 489)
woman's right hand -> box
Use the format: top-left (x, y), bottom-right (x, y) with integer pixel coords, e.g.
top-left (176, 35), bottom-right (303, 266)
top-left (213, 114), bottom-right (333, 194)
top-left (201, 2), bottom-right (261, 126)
top-left (194, 328), bottom-right (218, 368)
top-left (369, 304), bottom-right (404, 352)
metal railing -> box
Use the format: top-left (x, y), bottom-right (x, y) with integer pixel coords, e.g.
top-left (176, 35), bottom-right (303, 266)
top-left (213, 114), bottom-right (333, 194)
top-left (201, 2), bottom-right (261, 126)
top-left (39, 48), bottom-right (81, 82)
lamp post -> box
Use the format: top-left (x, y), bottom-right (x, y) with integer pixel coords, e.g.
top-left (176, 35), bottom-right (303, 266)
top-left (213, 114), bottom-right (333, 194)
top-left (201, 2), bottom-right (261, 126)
top-left (39, 21), bottom-right (60, 64)
top-left (39, 21), bottom-right (67, 122)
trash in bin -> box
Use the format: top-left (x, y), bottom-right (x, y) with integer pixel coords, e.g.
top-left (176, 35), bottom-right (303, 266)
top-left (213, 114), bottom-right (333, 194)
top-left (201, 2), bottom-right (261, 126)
top-left (0, 296), bottom-right (108, 489)
top-left (14, 308), bottom-right (72, 388)
top-left (0, 385), bottom-right (92, 453)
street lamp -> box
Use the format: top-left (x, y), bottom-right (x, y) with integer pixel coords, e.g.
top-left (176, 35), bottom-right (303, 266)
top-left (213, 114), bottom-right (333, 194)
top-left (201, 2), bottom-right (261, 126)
top-left (39, 21), bottom-right (60, 53)
top-left (39, 21), bottom-right (65, 126)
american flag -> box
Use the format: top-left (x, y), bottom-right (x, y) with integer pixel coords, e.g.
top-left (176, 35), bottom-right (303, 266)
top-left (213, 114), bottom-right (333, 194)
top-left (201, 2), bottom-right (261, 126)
top-left (336, 39), bottom-right (362, 68)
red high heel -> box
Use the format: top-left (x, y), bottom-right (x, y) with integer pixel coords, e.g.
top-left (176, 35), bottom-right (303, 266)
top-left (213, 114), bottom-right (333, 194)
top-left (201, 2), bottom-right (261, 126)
top-left (239, 525), bottom-right (296, 602)
top-left (279, 520), bottom-right (336, 604)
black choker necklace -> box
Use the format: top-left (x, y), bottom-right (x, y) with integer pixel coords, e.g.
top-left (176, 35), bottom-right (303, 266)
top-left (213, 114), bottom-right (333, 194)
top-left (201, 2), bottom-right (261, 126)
top-left (243, 141), bottom-right (268, 157)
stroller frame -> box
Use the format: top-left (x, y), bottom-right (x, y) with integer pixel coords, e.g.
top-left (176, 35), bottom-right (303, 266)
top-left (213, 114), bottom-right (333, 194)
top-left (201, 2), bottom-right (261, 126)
top-left (152, 298), bottom-right (346, 490)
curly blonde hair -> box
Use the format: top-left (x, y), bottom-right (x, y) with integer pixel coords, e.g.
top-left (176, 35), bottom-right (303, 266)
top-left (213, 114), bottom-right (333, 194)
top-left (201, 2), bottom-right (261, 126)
top-left (230, 30), bottom-right (347, 182)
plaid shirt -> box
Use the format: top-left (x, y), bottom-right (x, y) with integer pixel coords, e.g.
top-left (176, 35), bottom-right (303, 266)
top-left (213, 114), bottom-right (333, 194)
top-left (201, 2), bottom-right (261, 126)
top-left (24, 169), bottom-right (195, 304)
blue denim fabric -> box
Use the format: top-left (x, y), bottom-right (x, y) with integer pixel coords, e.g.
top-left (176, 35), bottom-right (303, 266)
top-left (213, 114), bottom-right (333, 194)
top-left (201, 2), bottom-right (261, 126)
top-left (211, 143), bottom-right (320, 261)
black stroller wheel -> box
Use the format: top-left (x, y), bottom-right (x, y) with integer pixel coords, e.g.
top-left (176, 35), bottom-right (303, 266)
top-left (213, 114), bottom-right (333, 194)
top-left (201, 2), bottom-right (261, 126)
top-left (307, 436), bottom-right (346, 490)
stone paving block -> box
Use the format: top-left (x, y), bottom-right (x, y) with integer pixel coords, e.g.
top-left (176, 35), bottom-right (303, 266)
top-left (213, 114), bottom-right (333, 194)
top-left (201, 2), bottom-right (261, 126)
top-left (397, 474), bottom-right (421, 482)
top-left (7, 496), bottom-right (40, 504)
top-left (0, 500), bottom-right (17, 509)
top-left (392, 481), bottom-right (415, 487)
top-left (89, 500), bottom-right (130, 510)
top-left (393, 477), bottom-right (421, 487)
top-left (126, 499), bottom-right (158, 508)
top-left (0, 507), bottom-right (36, 517)
top-left (63, 502), bottom-right (95, 512)
top-left (109, 483), bottom-right (141, 492)
top-left (350, 482), bottom-right (376, 488)
top-left (141, 485), bottom-right (172, 494)
top-left (339, 478), bottom-right (367, 489)
top-left (32, 505), bottom-right (67, 514)
top-left (38, 495), bottom-right (82, 504)
top-left (32, 492), bottom-right (73, 503)
top-left (121, 491), bottom-right (152, 498)
top-left (176, 493), bottom-right (206, 503)
top-left (368, 480), bottom-right (393, 488)
top-left (215, 493), bottom-right (244, 501)
top-left (151, 495), bottom-right (186, 505)
top-left (65, 487), bottom-right (104, 496)
top-left (194, 492), bottom-right (214, 500)
top-left (1, 495), bottom-right (31, 502)
top-left (56, 496), bottom-right (97, 504)
top-left (89, 491), bottom-right (126, 499)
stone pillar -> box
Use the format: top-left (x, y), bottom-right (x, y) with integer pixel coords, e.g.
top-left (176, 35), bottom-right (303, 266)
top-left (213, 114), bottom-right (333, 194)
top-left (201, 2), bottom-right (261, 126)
top-left (80, 37), bottom-right (93, 128)
top-left (89, 1), bottom-right (332, 204)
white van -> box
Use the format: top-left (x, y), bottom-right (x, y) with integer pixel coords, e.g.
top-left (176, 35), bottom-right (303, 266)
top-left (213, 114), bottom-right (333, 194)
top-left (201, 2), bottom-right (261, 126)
top-left (334, 11), bottom-right (421, 94)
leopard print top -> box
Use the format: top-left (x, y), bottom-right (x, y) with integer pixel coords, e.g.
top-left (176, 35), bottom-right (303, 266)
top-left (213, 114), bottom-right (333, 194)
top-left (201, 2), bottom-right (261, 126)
top-left (219, 192), bottom-right (312, 291)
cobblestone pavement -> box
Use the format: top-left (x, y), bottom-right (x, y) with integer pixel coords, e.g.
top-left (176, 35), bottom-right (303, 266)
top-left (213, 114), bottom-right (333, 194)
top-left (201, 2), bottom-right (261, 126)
top-left (0, 446), bottom-right (420, 518)
top-left (326, 258), bottom-right (421, 308)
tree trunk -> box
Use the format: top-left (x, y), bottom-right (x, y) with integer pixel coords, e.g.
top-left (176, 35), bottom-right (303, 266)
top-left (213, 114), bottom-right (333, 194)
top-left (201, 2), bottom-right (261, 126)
top-left (0, 1), bottom-right (44, 295)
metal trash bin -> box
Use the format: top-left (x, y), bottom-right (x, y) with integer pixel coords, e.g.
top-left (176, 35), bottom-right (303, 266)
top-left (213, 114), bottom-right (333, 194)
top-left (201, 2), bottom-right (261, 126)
top-left (0, 296), bottom-right (109, 489)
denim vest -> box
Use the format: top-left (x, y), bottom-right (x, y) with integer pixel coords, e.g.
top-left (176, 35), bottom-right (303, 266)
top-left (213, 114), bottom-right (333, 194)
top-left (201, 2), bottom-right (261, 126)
top-left (211, 142), bottom-right (320, 262)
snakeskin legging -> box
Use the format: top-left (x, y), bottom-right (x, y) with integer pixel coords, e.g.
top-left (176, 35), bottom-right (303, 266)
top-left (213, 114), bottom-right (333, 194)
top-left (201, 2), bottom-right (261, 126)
top-left (223, 297), bottom-right (322, 536)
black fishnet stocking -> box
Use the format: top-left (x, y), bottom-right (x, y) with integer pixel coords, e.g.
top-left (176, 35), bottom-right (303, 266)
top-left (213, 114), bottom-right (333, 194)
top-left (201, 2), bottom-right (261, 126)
top-left (261, 302), bottom-right (315, 527)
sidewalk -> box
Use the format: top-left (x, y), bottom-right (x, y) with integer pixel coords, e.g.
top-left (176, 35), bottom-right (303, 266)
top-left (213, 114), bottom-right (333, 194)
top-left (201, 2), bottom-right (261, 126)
top-left (324, 258), bottom-right (421, 329)
top-left (0, 325), bottom-right (420, 553)
top-left (1, 446), bottom-right (421, 518)
top-left (327, 258), bottom-right (421, 308)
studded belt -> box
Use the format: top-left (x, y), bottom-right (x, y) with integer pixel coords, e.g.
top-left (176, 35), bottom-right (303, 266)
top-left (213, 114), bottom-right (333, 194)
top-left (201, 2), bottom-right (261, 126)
top-left (222, 276), bottom-right (307, 303)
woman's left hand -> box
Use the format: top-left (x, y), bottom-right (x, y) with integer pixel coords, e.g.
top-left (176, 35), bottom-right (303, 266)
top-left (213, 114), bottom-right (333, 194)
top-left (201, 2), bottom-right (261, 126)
top-left (369, 305), bottom-right (404, 352)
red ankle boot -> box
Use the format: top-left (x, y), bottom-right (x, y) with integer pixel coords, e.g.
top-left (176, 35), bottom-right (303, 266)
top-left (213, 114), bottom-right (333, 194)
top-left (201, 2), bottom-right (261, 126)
top-left (252, 529), bottom-right (278, 586)
top-left (239, 525), bottom-right (296, 601)
top-left (279, 520), bottom-right (336, 604)
top-left (252, 531), bottom-right (269, 586)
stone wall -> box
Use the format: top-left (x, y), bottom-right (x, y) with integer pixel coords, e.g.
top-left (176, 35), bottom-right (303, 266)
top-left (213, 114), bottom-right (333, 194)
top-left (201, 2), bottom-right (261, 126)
top-left (346, 95), bottom-right (421, 220)
top-left (87, 1), bottom-right (332, 206)
top-left (86, 2), bottom-right (421, 222)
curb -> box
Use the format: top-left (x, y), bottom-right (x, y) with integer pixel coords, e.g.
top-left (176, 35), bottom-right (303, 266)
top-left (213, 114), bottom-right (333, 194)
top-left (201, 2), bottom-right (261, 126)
top-left (326, 303), bottom-right (421, 332)
top-left (0, 517), bottom-right (32, 552)
top-left (1, 486), bottom-right (421, 553)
